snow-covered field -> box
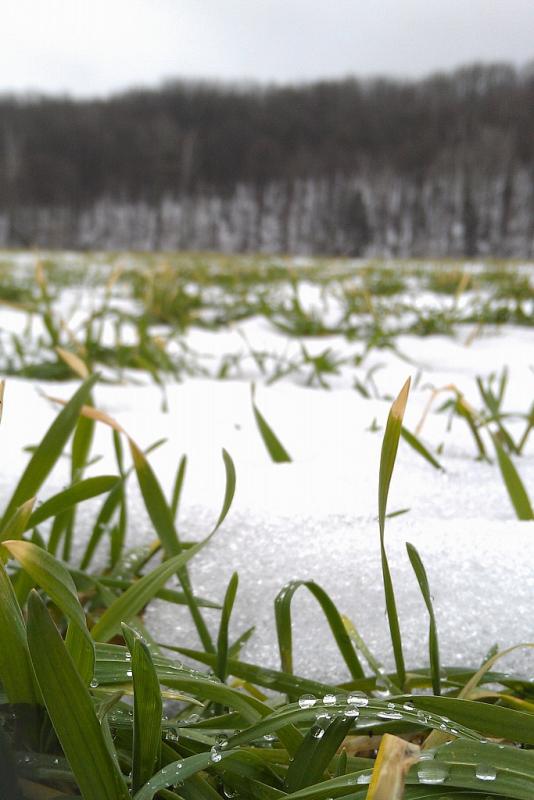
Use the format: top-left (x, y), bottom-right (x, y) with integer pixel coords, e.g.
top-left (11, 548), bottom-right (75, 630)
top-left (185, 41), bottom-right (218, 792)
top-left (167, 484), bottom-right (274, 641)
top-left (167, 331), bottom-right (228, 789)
top-left (1, 253), bottom-right (533, 681)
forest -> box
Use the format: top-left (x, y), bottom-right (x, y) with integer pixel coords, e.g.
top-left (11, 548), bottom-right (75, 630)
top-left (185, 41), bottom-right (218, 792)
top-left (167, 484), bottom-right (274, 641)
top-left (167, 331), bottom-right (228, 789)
top-left (1, 62), bottom-right (533, 255)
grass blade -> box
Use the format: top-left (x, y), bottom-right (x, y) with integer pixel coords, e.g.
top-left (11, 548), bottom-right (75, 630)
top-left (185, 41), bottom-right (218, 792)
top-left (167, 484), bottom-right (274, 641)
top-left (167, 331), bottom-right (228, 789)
top-left (26, 591), bottom-right (130, 800)
top-left (251, 385), bottom-right (292, 462)
top-left (26, 476), bottom-right (120, 529)
top-left (0, 559), bottom-right (37, 704)
top-left (90, 539), bottom-right (213, 642)
top-left (216, 572), bottom-right (239, 683)
top-left (3, 539), bottom-right (95, 685)
top-left (492, 434), bottom-right (534, 520)
top-left (406, 543), bottom-right (440, 695)
top-left (285, 713), bottom-right (353, 792)
top-left (275, 580), bottom-right (364, 696)
top-left (123, 626), bottom-right (163, 793)
top-left (1, 374), bottom-right (98, 527)
top-left (400, 426), bottom-right (444, 471)
top-left (377, 378), bottom-right (410, 689)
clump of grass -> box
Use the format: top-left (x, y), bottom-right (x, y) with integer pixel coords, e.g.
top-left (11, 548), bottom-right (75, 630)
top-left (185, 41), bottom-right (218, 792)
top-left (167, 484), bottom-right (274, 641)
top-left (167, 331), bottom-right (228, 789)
top-left (1, 376), bottom-right (534, 799)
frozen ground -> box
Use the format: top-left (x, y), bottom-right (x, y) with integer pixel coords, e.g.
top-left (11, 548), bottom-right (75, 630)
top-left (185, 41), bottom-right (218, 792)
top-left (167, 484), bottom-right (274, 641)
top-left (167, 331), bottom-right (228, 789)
top-left (1, 278), bottom-right (534, 681)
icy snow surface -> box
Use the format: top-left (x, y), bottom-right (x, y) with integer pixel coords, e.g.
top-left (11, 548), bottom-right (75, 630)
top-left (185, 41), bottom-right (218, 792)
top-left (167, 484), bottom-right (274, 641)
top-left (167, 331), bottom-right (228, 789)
top-left (1, 312), bottom-right (534, 681)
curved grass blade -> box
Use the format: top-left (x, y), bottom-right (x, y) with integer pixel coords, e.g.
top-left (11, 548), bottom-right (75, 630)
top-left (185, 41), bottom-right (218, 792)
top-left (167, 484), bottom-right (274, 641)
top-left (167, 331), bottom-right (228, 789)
top-left (26, 591), bottom-right (130, 800)
top-left (412, 695), bottom-right (534, 744)
top-left (1, 374), bottom-right (98, 527)
top-left (3, 539), bottom-right (95, 685)
top-left (0, 497), bottom-right (36, 546)
top-left (133, 752), bottom-right (234, 800)
top-left (406, 543), bottom-right (441, 695)
top-left (492, 434), bottom-right (533, 520)
top-left (377, 378), bottom-right (410, 689)
top-left (275, 580), bottom-right (364, 698)
top-left (251, 384), bottom-right (292, 462)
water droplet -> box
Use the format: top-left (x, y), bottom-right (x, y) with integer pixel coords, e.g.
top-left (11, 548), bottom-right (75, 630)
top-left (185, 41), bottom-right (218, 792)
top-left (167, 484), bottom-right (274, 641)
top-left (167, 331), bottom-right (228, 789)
top-left (125, 669), bottom-right (132, 678)
top-left (90, 678), bottom-right (99, 688)
top-left (475, 763), bottom-right (497, 782)
top-left (347, 691), bottom-right (368, 707)
top-left (263, 732), bottom-right (276, 742)
top-left (210, 746), bottom-right (222, 763)
top-left (344, 706), bottom-right (360, 718)
top-left (377, 710), bottom-right (402, 720)
top-left (323, 693), bottom-right (337, 706)
top-left (216, 734), bottom-right (229, 749)
top-left (418, 762), bottom-right (449, 785)
top-left (403, 702), bottom-right (415, 711)
top-left (298, 694), bottom-right (316, 709)
top-left (356, 773), bottom-right (371, 784)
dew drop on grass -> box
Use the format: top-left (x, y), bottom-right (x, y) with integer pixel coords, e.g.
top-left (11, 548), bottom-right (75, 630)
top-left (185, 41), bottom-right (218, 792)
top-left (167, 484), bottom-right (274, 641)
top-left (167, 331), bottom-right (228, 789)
top-left (356, 773), bottom-right (371, 784)
top-left (346, 691), bottom-right (368, 707)
top-left (417, 762), bottom-right (449, 784)
top-left (210, 746), bottom-right (222, 763)
top-left (90, 678), bottom-right (99, 688)
top-left (323, 693), bottom-right (337, 705)
top-left (475, 763), bottom-right (497, 781)
top-left (263, 732), bottom-right (276, 742)
top-left (298, 694), bottom-right (316, 709)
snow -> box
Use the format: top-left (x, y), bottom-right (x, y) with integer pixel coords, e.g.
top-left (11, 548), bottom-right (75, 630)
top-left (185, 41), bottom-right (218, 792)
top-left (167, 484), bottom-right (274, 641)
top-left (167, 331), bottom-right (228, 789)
top-left (1, 268), bottom-right (534, 682)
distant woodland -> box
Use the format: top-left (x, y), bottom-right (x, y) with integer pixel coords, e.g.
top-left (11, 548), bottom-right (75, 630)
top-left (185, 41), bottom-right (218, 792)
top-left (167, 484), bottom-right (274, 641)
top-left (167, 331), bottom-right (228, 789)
top-left (1, 62), bottom-right (534, 256)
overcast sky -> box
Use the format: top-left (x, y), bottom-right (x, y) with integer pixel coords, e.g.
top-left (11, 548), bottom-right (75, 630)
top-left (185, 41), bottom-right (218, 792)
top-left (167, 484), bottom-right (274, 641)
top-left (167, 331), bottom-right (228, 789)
top-left (2, 0), bottom-right (533, 97)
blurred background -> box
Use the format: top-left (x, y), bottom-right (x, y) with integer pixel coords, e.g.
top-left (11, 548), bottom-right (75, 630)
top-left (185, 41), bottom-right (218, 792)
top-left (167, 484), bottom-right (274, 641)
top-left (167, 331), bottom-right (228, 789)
top-left (1, 0), bottom-right (533, 256)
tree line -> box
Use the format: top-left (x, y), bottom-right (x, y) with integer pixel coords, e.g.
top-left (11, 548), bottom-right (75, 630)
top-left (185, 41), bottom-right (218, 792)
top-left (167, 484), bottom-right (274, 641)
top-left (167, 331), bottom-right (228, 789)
top-left (1, 62), bottom-right (533, 255)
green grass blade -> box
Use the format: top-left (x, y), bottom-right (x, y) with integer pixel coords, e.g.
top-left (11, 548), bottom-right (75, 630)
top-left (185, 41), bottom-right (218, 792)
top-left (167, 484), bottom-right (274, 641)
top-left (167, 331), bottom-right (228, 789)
top-left (216, 572), bottom-right (239, 683)
top-left (26, 591), bottom-right (130, 800)
top-left (0, 374), bottom-right (98, 527)
top-left (400, 426), bottom-right (444, 471)
top-left (275, 580), bottom-right (364, 694)
top-left (406, 542), bottom-right (440, 695)
top-left (171, 454), bottom-right (187, 520)
top-left (285, 713), bottom-right (353, 792)
top-left (378, 378), bottom-right (410, 688)
top-left (492, 434), bottom-right (534, 520)
top-left (133, 752), bottom-right (233, 800)
top-left (251, 385), bottom-right (292, 462)
top-left (90, 539), bottom-right (212, 642)
top-left (3, 539), bottom-right (95, 685)
top-left (26, 476), bottom-right (120, 529)
top-left (123, 626), bottom-right (163, 793)
top-left (0, 559), bottom-right (37, 704)
top-left (0, 497), bottom-right (36, 545)
top-left (413, 695), bottom-right (534, 743)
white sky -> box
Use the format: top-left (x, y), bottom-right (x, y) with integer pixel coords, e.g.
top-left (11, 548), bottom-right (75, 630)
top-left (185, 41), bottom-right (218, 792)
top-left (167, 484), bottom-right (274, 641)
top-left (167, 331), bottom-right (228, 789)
top-left (2, 0), bottom-right (533, 97)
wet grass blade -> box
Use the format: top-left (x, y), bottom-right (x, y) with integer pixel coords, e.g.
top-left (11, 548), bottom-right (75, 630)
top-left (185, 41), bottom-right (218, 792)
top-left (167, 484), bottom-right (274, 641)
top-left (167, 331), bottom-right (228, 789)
top-left (492, 434), bottom-right (534, 520)
top-left (251, 384), bottom-right (292, 462)
top-left (0, 374), bottom-right (98, 527)
top-left (378, 378), bottom-right (410, 689)
top-left (285, 713), bottom-right (353, 792)
top-left (26, 591), bottom-right (130, 800)
top-left (123, 626), bottom-right (163, 794)
top-left (406, 543), bottom-right (440, 695)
